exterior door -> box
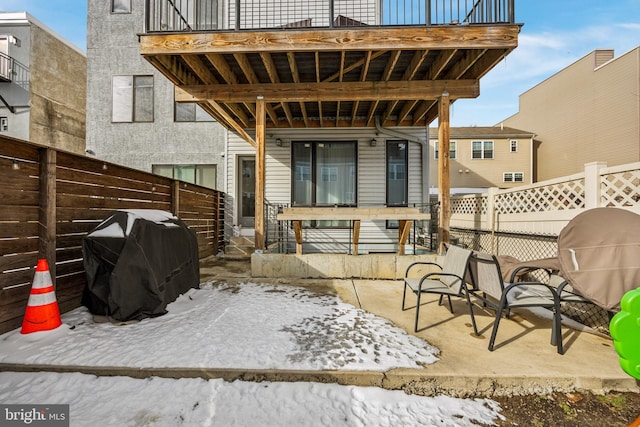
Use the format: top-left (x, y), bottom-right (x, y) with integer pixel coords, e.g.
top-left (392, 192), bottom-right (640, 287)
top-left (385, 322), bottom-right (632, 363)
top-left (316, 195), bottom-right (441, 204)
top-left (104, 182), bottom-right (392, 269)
top-left (238, 157), bottom-right (255, 227)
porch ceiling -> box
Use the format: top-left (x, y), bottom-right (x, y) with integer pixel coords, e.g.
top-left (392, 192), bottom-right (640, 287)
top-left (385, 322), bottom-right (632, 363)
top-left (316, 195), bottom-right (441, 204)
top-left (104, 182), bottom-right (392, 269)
top-left (139, 25), bottom-right (520, 131)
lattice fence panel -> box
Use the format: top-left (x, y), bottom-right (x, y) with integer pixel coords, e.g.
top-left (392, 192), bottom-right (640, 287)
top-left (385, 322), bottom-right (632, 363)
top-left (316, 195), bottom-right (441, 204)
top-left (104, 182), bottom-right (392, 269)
top-left (450, 194), bottom-right (487, 215)
top-left (495, 179), bottom-right (585, 214)
top-left (601, 169), bottom-right (640, 207)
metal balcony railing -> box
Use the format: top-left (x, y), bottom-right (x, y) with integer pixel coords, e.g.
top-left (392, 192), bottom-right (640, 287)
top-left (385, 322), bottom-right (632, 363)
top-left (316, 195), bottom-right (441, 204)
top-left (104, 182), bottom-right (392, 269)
top-left (145, 0), bottom-right (515, 32)
top-left (0, 52), bottom-right (29, 91)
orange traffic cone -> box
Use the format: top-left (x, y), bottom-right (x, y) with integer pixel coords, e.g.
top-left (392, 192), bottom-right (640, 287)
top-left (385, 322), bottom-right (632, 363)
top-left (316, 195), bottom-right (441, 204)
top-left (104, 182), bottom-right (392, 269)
top-left (20, 259), bottom-right (62, 334)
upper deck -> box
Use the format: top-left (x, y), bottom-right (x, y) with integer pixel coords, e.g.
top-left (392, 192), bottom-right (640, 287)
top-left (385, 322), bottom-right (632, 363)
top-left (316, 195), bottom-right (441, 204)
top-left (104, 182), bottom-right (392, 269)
top-left (139, 0), bottom-right (520, 130)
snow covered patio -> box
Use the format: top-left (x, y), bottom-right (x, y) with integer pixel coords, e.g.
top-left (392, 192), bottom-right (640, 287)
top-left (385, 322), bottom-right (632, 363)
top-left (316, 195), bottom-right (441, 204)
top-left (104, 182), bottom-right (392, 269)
top-left (1, 256), bottom-right (637, 398)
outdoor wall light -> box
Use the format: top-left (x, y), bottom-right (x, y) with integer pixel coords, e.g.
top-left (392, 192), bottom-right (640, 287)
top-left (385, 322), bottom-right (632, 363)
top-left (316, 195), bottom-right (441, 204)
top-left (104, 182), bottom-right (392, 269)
top-left (12, 159), bottom-right (20, 170)
top-left (275, 138), bottom-right (283, 146)
top-left (458, 169), bottom-right (463, 173)
top-left (102, 163), bottom-right (108, 170)
top-left (370, 138), bottom-right (377, 147)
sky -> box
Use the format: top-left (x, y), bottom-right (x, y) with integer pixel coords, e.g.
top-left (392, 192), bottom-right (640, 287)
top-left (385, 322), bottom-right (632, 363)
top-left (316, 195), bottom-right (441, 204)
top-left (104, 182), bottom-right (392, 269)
top-left (0, 281), bottom-right (503, 426)
top-left (0, 0), bottom-right (639, 126)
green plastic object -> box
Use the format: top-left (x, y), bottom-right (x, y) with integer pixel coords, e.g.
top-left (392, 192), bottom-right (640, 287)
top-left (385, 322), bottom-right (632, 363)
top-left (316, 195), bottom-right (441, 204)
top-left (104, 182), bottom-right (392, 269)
top-left (610, 287), bottom-right (640, 380)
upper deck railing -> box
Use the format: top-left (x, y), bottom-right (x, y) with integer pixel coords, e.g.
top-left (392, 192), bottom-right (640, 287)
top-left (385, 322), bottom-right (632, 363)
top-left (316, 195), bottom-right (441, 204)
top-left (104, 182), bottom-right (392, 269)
top-left (145, 0), bottom-right (515, 32)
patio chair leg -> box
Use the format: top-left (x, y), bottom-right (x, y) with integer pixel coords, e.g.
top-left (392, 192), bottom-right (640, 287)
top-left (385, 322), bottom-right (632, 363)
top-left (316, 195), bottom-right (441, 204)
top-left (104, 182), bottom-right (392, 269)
top-left (414, 291), bottom-right (422, 332)
top-left (464, 289), bottom-right (479, 336)
top-left (446, 295), bottom-right (453, 313)
top-left (553, 301), bottom-right (564, 354)
top-left (489, 299), bottom-right (507, 351)
top-left (402, 283), bottom-right (408, 311)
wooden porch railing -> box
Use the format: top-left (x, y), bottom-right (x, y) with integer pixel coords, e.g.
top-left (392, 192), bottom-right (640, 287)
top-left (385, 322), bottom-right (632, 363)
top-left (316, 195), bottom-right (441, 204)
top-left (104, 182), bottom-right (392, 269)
top-left (0, 135), bottom-right (225, 334)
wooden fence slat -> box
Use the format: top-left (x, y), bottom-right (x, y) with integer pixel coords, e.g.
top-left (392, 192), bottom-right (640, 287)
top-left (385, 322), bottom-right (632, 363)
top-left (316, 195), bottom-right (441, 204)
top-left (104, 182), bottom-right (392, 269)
top-left (0, 223), bottom-right (40, 239)
top-left (0, 253), bottom-right (38, 272)
top-left (0, 205), bottom-right (39, 221)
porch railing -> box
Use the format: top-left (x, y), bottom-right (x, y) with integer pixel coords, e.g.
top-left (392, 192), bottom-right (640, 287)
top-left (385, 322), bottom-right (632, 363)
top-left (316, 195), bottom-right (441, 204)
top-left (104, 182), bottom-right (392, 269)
top-left (0, 52), bottom-right (29, 91)
top-left (145, 0), bottom-right (515, 32)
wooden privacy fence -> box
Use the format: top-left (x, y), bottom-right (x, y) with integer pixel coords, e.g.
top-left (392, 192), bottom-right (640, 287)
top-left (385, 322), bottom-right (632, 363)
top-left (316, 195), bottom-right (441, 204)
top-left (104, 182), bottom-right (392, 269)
top-left (0, 135), bottom-right (225, 334)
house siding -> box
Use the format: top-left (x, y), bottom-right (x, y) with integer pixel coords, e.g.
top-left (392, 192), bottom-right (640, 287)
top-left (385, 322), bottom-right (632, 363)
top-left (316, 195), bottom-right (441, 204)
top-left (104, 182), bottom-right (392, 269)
top-left (503, 48), bottom-right (640, 181)
top-left (226, 127), bottom-right (430, 251)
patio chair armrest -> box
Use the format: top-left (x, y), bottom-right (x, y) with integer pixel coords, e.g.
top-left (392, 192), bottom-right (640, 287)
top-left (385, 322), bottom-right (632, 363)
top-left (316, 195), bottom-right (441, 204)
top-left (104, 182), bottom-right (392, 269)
top-left (508, 266), bottom-right (553, 283)
top-left (418, 272), bottom-right (465, 288)
top-left (405, 261), bottom-right (442, 277)
top-left (502, 281), bottom-right (560, 301)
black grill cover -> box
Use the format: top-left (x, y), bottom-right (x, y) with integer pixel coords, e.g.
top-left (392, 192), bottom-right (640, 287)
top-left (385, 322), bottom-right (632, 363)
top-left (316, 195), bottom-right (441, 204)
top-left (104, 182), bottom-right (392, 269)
top-left (82, 210), bottom-right (200, 321)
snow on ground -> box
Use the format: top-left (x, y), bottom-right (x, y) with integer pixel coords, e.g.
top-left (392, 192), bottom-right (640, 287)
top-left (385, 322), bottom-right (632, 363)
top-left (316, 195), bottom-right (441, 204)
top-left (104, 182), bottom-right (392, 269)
top-left (0, 282), bottom-right (438, 371)
top-left (0, 281), bottom-right (505, 426)
top-left (0, 372), bottom-right (504, 427)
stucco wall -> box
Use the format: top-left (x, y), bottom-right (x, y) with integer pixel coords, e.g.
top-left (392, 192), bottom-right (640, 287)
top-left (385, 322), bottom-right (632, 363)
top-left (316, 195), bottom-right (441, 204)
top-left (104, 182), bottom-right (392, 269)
top-left (29, 24), bottom-right (86, 154)
top-left (86, 0), bottom-right (226, 188)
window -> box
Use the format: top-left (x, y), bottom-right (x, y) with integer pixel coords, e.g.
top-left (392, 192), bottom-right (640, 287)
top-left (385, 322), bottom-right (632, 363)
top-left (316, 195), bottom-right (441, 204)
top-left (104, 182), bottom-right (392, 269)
top-left (503, 172), bottom-right (524, 183)
top-left (387, 141), bottom-right (408, 229)
top-left (152, 164), bottom-right (217, 189)
top-left (112, 75), bottom-right (153, 122)
top-left (112, 0), bottom-right (131, 13)
top-left (175, 102), bottom-right (216, 122)
top-left (0, 116), bottom-right (7, 132)
top-left (510, 140), bottom-right (518, 152)
top-left (472, 140), bottom-right (494, 159)
top-left (292, 141), bottom-right (357, 227)
top-left (433, 141), bottom-right (456, 160)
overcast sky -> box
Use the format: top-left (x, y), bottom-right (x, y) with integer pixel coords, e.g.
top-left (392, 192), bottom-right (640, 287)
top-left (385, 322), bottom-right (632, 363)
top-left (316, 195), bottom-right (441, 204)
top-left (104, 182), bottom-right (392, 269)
top-left (2, 0), bottom-right (639, 126)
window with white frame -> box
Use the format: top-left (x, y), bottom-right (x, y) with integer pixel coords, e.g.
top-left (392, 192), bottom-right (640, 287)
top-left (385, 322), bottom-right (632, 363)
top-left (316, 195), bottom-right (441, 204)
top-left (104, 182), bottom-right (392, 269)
top-left (510, 140), bottom-right (518, 152)
top-left (472, 140), bottom-right (493, 159)
top-left (503, 172), bottom-right (524, 183)
top-left (434, 140), bottom-right (456, 160)
top-left (112, 75), bottom-right (154, 122)
top-left (152, 164), bottom-right (217, 189)
top-left (175, 102), bottom-right (216, 122)
top-left (112, 0), bottom-right (131, 13)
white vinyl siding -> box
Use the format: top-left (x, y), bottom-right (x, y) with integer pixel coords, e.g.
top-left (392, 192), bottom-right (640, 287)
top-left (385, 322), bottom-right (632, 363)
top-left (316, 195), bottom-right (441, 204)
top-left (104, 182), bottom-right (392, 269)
top-left (226, 128), bottom-right (427, 251)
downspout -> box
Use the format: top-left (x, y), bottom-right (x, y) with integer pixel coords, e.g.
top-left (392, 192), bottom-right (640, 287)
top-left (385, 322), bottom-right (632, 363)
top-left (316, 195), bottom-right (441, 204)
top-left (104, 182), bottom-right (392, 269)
top-left (374, 117), bottom-right (430, 206)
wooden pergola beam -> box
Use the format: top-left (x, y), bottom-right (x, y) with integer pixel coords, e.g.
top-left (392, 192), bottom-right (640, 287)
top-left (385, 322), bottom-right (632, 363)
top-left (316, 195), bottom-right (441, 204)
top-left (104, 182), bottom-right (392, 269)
top-left (176, 79), bottom-right (479, 103)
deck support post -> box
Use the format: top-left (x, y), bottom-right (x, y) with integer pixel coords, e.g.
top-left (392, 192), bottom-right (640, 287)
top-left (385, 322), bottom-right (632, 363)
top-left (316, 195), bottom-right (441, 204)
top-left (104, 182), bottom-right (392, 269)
top-left (255, 96), bottom-right (266, 250)
top-left (437, 93), bottom-right (451, 253)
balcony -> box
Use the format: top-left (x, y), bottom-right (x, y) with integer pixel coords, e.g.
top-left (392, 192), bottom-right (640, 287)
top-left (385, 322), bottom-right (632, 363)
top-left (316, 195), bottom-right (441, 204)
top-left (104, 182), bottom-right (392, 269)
top-left (140, 0), bottom-right (520, 130)
top-left (0, 52), bottom-right (29, 89)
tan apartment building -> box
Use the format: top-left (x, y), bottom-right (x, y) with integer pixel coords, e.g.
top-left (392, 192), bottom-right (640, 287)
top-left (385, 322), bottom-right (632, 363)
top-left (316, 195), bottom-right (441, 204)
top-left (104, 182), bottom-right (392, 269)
top-left (0, 12), bottom-right (86, 155)
top-left (503, 47), bottom-right (640, 181)
top-left (428, 126), bottom-right (535, 193)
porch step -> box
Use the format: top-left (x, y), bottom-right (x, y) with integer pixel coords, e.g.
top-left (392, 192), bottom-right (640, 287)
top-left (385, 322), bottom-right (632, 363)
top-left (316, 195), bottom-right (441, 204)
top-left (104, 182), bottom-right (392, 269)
top-left (225, 236), bottom-right (255, 258)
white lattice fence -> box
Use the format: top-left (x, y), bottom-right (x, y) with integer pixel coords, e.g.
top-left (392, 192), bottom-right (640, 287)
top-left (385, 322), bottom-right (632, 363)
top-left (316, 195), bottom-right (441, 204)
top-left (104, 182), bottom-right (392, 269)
top-left (495, 178), bottom-right (585, 214)
top-left (601, 164), bottom-right (640, 208)
top-left (450, 194), bottom-right (487, 215)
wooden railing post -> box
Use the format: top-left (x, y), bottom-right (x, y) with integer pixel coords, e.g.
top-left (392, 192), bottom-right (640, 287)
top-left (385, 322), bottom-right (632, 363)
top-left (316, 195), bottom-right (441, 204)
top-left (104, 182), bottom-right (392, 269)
top-left (39, 148), bottom-right (57, 284)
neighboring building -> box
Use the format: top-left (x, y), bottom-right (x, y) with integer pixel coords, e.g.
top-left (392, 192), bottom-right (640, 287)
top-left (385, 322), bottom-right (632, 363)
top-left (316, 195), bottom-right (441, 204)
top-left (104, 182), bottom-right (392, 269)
top-left (503, 47), bottom-right (640, 181)
top-left (0, 12), bottom-right (86, 154)
top-left (428, 126), bottom-right (536, 193)
top-left (85, 1), bottom-right (226, 189)
top-left (137, 0), bottom-right (521, 252)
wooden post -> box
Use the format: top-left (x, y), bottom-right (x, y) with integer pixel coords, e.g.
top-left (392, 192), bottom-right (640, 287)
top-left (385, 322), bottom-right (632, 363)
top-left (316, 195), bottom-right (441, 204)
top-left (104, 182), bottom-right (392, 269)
top-left (171, 180), bottom-right (180, 216)
top-left (437, 93), bottom-right (451, 253)
top-left (39, 148), bottom-right (57, 284)
top-left (255, 96), bottom-right (266, 250)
